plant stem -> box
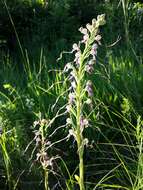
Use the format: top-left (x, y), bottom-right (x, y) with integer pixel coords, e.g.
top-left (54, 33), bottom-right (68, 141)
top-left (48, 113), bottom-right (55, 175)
top-left (77, 128), bottom-right (85, 190)
top-left (79, 146), bottom-right (85, 190)
top-left (44, 169), bottom-right (49, 190)
top-left (41, 125), bottom-right (50, 190)
top-left (76, 60), bottom-right (85, 190)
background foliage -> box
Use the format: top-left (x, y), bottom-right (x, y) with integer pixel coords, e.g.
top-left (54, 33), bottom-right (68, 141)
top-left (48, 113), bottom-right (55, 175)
top-left (0, 0), bottom-right (143, 189)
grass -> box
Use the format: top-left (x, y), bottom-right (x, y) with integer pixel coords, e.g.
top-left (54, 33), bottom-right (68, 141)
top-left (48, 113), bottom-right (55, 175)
top-left (0, 0), bottom-right (143, 189)
top-left (1, 46), bottom-right (143, 189)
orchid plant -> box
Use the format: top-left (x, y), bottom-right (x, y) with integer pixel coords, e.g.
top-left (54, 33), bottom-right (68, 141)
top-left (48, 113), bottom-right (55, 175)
top-left (64, 14), bottom-right (106, 190)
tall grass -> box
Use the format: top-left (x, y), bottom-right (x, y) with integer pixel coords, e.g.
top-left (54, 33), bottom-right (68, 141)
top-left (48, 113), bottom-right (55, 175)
top-left (1, 47), bottom-right (143, 189)
top-left (0, 0), bottom-right (143, 189)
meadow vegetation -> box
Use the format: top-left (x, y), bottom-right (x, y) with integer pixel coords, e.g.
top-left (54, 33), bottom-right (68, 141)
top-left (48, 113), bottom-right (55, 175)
top-left (0, 0), bottom-right (143, 189)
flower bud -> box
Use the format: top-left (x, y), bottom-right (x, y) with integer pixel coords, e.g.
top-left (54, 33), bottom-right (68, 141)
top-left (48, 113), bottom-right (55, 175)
top-left (83, 138), bottom-right (89, 146)
top-left (86, 23), bottom-right (93, 32)
top-left (33, 120), bottom-right (39, 127)
top-left (66, 104), bottom-right (71, 112)
top-left (79, 27), bottom-right (88, 34)
top-left (92, 19), bottom-right (96, 27)
top-left (85, 98), bottom-right (92, 105)
top-left (96, 14), bottom-right (106, 26)
top-left (72, 43), bottom-right (79, 51)
top-left (66, 118), bottom-right (72, 125)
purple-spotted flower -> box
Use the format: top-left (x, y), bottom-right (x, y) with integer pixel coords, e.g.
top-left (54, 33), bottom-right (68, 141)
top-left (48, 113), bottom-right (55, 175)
top-left (72, 43), bottom-right (79, 52)
top-left (95, 35), bottom-right (102, 45)
top-left (85, 64), bottom-right (94, 74)
top-left (79, 27), bottom-right (90, 44)
top-left (35, 136), bottom-right (41, 146)
top-left (69, 74), bottom-right (74, 82)
top-left (80, 116), bottom-right (89, 133)
top-left (91, 43), bottom-right (98, 57)
top-left (74, 51), bottom-right (81, 65)
top-left (86, 81), bottom-right (94, 97)
top-left (85, 59), bottom-right (96, 74)
top-left (64, 63), bottom-right (73, 73)
top-left (70, 70), bottom-right (77, 81)
top-left (66, 104), bottom-right (71, 112)
top-left (69, 92), bottom-right (75, 104)
top-left (80, 117), bottom-right (89, 127)
top-left (82, 33), bottom-right (89, 43)
top-left (71, 81), bottom-right (77, 90)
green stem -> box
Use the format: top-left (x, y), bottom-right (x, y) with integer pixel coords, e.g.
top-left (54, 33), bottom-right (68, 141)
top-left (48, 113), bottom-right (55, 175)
top-left (44, 169), bottom-right (49, 190)
top-left (75, 58), bottom-right (85, 190)
top-left (79, 144), bottom-right (85, 190)
top-left (76, 131), bottom-right (85, 190)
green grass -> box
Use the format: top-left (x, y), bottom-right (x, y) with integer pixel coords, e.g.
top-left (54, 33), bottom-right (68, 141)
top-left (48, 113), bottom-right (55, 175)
top-left (0, 0), bottom-right (143, 189)
top-left (1, 46), bottom-right (143, 189)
